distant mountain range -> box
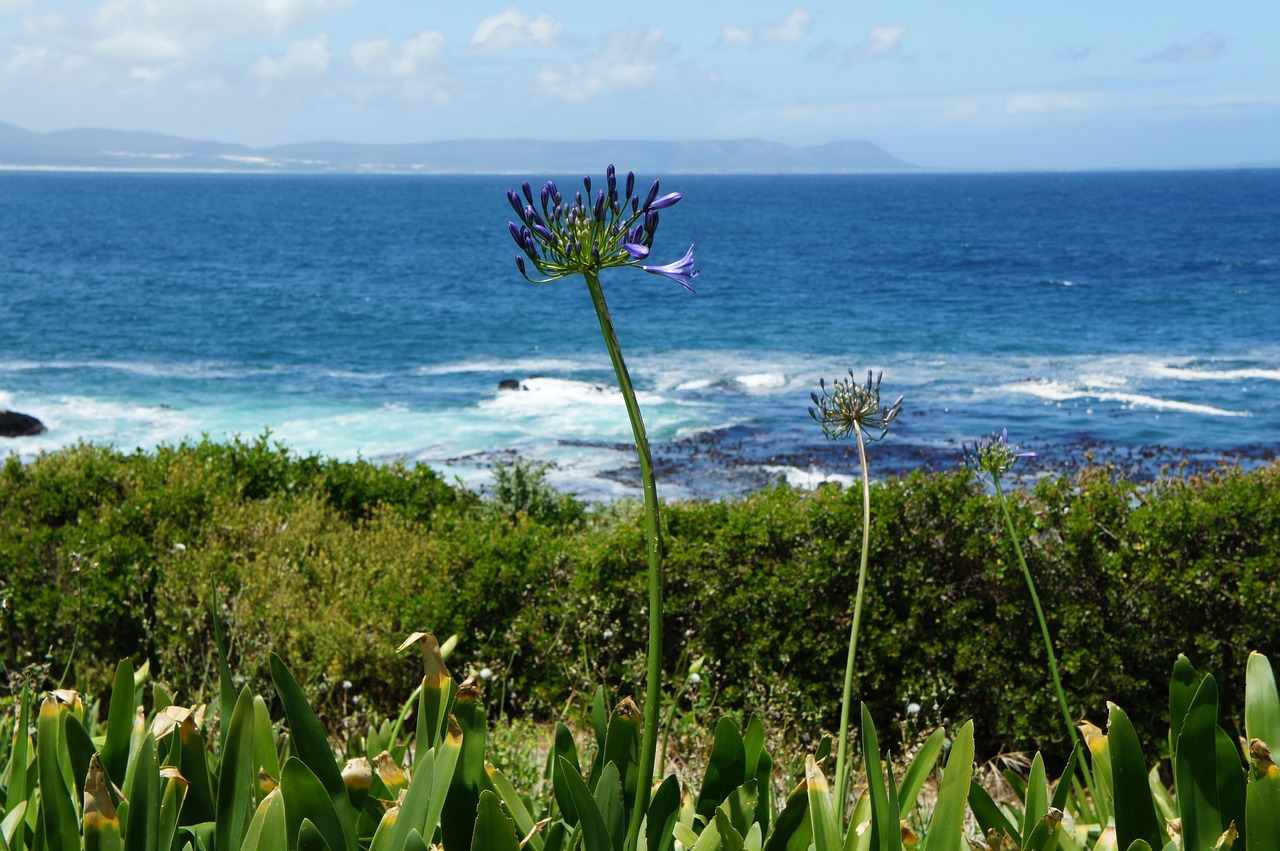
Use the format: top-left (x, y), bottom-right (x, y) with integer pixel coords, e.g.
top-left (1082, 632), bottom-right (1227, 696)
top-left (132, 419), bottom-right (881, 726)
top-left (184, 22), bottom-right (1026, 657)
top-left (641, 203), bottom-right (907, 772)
top-left (0, 121), bottom-right (917, 174)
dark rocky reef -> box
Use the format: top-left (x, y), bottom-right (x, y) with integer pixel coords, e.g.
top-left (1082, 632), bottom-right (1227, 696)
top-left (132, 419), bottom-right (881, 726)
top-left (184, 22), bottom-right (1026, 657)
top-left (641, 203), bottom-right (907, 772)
top-left (0, 409), bottom-right (46, 437)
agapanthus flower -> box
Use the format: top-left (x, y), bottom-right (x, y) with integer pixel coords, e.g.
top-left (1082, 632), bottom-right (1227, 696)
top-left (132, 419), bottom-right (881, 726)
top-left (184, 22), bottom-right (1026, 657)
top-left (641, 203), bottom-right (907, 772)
top-left (809, 369), bottom-right (904, 443)
top-left (964, 428), bottom-right (1036, 478)
top-left (507, 164), bottom-right (699, 292)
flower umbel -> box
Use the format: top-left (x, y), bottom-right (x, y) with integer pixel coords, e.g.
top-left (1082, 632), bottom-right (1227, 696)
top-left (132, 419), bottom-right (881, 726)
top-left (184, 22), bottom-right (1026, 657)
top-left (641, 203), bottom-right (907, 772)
top-left (809, 369), bottom-right (904, 443)
top-left (964, 428), bottom-right (1036, 478)
top-left (507, 164), bottom-right (699, 291)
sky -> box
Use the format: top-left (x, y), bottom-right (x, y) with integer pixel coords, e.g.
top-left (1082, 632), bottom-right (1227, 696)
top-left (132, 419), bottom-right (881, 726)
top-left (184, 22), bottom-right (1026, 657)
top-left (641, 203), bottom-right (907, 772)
top-left (1, 1), bottom-right (1277, 170)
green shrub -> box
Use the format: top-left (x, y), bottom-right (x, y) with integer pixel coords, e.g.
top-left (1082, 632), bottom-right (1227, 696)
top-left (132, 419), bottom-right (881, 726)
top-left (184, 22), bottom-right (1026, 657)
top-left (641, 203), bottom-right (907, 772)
top-left (3, 439), bottom-right (1278, 763)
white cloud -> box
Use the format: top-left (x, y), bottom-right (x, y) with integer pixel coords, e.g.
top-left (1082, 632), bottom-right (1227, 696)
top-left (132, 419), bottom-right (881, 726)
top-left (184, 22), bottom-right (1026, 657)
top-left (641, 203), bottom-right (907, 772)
top-left (721, 8), bottom-right (812, 48)
top-left (251, 34), bottom-right (330, 79)
top-left (845, 24), bottom-right (908, 63)
top-left (1142, 33), bottom-right (1227, 64)
top-left (1, 0), bottom-right (351, 82)
top-left (349, 30), bottom-right (445, 77)
top-left (535, 27), bottom-right (675, 102)
top-left (471, 6), bottom-right (563, 52)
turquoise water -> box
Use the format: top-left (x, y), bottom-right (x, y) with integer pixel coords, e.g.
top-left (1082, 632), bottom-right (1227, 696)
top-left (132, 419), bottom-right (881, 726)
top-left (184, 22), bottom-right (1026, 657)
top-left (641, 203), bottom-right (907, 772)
top-left (1, 170), bottom-right (1277, 498)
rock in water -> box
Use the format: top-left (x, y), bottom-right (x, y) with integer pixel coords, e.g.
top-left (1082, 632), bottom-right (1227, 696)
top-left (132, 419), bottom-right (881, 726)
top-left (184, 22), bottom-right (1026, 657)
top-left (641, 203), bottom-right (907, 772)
top-left (0, 410), bottom-right (47, 437)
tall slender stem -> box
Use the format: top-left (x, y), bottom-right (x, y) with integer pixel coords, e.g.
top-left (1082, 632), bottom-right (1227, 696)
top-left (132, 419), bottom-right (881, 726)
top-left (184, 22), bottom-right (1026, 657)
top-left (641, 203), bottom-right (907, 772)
top-left (833, 423), bottom-right (872, 827)
top-left (584, 272), bottom-right (663, 850)
top-left (992, 472), bottom-right (1100, 820)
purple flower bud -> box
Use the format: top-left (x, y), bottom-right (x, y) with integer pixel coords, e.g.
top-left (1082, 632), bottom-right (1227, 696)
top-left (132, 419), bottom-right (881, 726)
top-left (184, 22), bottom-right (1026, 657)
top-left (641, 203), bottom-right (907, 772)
top-left (625, 172), bottom-right (635, 201)
top-left (509, 221), bottom-right (525, 249)
top-left (547, 181), bottom-right (559, 199)
top-left (644, 210), bottom-right (660, 238)
top-left (531, 221), bottom-right (554, 242)
top-left (607, 168), bottom-right (616, 198)
top-left (647, 192), bottom-right (682, 211)
top-left (631, 196), bottom-right (639, 214)
top-left (623, 243), bottom-right (650, 260)
top-left (521, 181), bottom-right (534, 206)
top-left (523, 233), bottom-right (539, 260)
top-left (593, 190), bottom-right (606, 221)
top-left (583, 175), bottom-right (591, 195)
top-left (643, 179), bottom-right (660, 210)
top-left (508, 190), bottom-right (527, 222)
top-left (540, 185), bottom-right (550, 211)
top-left (516, 255), bottom-right (526, 275)
top-left (592, 246), bottom-right (601, 265)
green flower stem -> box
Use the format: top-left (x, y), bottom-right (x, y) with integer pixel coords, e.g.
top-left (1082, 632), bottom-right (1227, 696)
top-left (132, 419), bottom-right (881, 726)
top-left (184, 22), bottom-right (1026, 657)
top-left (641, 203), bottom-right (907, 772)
top-left (584, 271), bottom-right (663, 850)
top-left (833, 422), bottom-right (872, 826)
top-left (991, 474), bottom-right (1099, 812)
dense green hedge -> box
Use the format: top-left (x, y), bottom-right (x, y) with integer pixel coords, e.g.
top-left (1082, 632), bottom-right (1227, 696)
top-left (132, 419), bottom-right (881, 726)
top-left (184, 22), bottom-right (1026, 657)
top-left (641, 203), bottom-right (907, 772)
top-left (2, 436), bottom-right (1278, 762)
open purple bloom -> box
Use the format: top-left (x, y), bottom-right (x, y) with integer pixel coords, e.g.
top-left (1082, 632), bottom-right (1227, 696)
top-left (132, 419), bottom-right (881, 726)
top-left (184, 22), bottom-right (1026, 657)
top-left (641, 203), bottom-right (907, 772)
top-left (641, 244), bottom-right (698, 292)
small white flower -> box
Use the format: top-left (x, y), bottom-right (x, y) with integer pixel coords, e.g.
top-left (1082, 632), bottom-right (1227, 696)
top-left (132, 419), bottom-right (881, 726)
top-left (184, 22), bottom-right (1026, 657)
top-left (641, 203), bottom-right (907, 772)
top-left (479, 667), bottom-right (493, 681)
top-left (602, 629), bottom-right (614, 640)
top-left (906, 702), bottom-right (921, 716)
top-left (688, 673), bottom-right (701, 686)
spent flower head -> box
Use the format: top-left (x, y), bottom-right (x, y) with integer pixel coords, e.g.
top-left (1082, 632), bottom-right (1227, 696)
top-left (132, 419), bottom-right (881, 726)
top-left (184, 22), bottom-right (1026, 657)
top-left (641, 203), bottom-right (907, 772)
top-left (964, 428), bottom-right (1036, 479)
top-left (507, 164), bottom-right (699, 291)
top-left (809, 369), bottom-right (904, 443)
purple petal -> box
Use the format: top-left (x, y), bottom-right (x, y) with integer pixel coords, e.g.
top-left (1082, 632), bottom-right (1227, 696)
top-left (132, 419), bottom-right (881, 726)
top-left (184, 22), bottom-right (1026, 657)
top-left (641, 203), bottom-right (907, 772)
top-left (623, 242), bottom-right (650, 260)
top-left (641, 244), bottom-right (698, 292)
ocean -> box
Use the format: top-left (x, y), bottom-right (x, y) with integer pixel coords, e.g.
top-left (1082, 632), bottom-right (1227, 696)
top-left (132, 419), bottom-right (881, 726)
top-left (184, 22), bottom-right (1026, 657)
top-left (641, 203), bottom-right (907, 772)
top-left (1, 169), bottom-right (1277, 500)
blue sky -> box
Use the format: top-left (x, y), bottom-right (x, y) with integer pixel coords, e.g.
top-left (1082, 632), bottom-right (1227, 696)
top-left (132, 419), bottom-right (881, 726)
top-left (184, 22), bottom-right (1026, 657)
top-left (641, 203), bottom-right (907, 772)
top-left (1, 1), bottom-right (1276, 169)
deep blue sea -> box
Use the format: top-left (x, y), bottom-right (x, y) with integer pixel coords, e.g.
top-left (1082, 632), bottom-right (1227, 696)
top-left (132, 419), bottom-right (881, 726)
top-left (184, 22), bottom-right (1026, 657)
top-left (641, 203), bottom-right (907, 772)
top-left (2, 170), bottom-right (1278, 499)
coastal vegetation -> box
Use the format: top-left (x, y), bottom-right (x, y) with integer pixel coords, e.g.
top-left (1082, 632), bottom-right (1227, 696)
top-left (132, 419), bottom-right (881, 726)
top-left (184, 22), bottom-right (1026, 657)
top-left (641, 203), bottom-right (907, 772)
top-left (4, 435), bottom-right (1278, 763)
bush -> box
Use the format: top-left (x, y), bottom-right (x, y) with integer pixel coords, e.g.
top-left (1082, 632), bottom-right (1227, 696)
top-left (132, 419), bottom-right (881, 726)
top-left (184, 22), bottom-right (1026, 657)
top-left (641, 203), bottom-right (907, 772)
top-left (3, 438), bottom-right (1278, 762)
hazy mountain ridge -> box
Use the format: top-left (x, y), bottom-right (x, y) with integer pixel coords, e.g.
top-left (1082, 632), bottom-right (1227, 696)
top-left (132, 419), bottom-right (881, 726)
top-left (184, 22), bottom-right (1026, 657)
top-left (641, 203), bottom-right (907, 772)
top-left (0, 121), bottom-right (917, 174)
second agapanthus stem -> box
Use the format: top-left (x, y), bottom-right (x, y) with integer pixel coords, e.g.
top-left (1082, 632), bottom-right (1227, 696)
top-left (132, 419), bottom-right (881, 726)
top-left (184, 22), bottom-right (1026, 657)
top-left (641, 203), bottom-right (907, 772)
top-left (833, 422), bottom-right (872, 826)
top-left (584, 271), bottom-right (663, 850)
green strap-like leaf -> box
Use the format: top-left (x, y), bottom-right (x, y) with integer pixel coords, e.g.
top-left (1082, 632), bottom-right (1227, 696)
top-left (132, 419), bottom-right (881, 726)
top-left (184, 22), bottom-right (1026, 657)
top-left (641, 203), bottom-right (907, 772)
top-left (123, 733), bottom-right (161, 851)
top-left (1049, 741), bottom-right (1081, 813)
top-left (281, 757), bottom-right (349, 851)
top-left (158, 773), bottom-right (188, 851)
top-left (923, 720), bottom-right (973, 851)
top-left (1246, 744), bottom-right (1280, 851)
top-left (441, 689), bottom-right (488, 851)
top-left (761, 779), bottom-right (810, 851)
top-left (896, 727), bottom-right (944, 820)
top-left (177, 715), bottom-right (217, 825)
top-left (470, 788), bottom-right (521, 851)
top-left (1246, 652), bottom-right (1280, 757)
top-left (556, 756), bottom-right (615, 851)
top-left (1020, 752), bottom-right (1048, 842)
top-left (252, 696), bottom-right (281, 784)
top-left (1108, 702), bottom-right (1165, 851)
top-left (37, 697), bottom-right (81, 851)
top-left (240, 789), bottom-right (287, 851)
top-left (101, 659), bottom-right (136, 788)
top-left (698, 717), bottom-right (747, 823)
top-left (269, 655), bottom-right (357, 851)
top-left (1214, 724), bottom-right (1246, 848)
top-left (805, 756), bottom-right (841, 851)
top-left (594, 761), bottom-right (627, 851)
top-left (297, 818), bottom-right (332, 851)
top-left (215, 687), bottom-right (257, 851)
top-left (487, 763), bottom-right (539, 850)
top-left (424, 718), bottom-right (464, 845)
top-left (859, 704), bottom-right (895, 851)
top-left (552, 722), bottom-right (583, 826)
top-left (646, 774), bottom-right (681, 851)
top-left (1168, 655), bottom-right (1198, 760)
top-left (1174, 675), bottom-right (1223, 851)
top-left (966, 782), bottom-right (1020, 847)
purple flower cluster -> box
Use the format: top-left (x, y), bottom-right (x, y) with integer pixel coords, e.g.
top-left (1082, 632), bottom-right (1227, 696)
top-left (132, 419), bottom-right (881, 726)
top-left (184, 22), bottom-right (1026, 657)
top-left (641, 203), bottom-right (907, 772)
top-left (507, 165), bottom-right (699, 291)
top-left (964, 428), bottom-right (1037, 478)
top-left (809, 369), bottom-right (904, 443)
